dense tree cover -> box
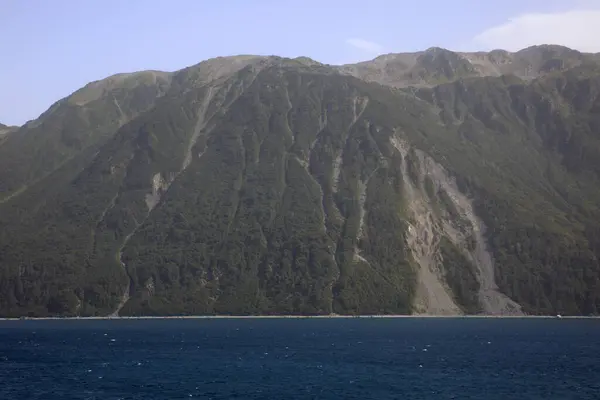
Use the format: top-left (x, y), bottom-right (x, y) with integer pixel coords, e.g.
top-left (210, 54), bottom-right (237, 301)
top-left (2, 50), bottom-right (600, 317)
top-left (410, 67), bottom-right (600, 315)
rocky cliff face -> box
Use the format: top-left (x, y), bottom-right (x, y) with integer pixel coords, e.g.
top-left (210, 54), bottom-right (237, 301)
top-left (1, 47), bottom-right (600, 317)
top-left (390, 137), bottom-right (522, 315)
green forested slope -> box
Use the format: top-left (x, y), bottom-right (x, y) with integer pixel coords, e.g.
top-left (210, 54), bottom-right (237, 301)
top-left (0, 71), bottom-right (172, 203)
top-left (410, 67), bottom-right (600, 314)
top-left (1, 48), bottom-right (600, 317)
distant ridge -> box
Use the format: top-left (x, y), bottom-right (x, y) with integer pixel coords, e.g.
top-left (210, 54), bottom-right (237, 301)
top-left (337, 44), bottom-right (599, 87)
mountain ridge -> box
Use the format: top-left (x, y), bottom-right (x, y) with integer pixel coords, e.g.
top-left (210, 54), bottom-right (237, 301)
top-left (337, 44), bottom-right (600, 88)
top-left (8, 44), bottom-right (598, 129)
top-left (0, 122), bottom-right (16, 134)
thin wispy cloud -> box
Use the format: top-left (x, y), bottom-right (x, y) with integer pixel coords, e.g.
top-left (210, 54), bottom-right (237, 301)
top-left (473, 8), bottom-right (600, 52)
top-left (345, 38), bottom-right (384, 54)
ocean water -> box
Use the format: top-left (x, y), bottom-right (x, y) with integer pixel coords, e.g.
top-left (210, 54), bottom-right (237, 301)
top-left (0, 318), bottom-right (599, 399)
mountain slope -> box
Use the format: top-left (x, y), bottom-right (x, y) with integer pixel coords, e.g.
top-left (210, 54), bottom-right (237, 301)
top-left (1, 46), bottom-right (600, 317)
top-left (0, 55), bottom-right (269, 205)
top-left (0, 123), bottom-right (15, 147)
top-left (410, 67), bottom-right (600, 314)
top-left (0, 122), bottom-right (16, 134)
top-left (0, 71), bottom-right (173, 204)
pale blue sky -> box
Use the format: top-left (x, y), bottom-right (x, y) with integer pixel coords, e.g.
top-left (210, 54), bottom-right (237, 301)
top-left (1, 0), bottom-right (599, 126)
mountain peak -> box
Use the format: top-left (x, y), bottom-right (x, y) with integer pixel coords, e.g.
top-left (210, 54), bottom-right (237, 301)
top-left (423, 46), bottom-right (452, 54)
top-left (68, 70), bottom-right (173, 107)
top-left (518, 44), bottom-right (580, 53)
top-left (293, 56), bottom-right (323, 66)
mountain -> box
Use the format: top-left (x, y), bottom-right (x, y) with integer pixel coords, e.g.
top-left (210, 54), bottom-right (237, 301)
top-left (1, 46), bottom-right (600, 317)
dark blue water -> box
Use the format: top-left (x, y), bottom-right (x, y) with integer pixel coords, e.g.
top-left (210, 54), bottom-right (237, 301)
top-left (1, 318), bottom-right (599, 399)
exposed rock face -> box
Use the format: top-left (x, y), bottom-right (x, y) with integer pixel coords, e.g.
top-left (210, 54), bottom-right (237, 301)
top-left (391, 137), bottom-right (522, 315)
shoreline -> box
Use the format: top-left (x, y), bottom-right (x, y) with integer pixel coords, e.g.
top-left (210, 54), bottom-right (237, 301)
top-left (1, 314), bottom-right (598, 321)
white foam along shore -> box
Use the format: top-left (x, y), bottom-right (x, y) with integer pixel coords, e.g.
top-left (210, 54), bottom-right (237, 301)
top-left (0, 314), bottom-right (597, 321)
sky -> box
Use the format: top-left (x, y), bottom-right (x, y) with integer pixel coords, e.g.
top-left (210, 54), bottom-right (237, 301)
top-left (1, 0), bottom-right (600, 126)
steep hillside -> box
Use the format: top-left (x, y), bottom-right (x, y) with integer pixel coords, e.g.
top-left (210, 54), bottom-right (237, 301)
top-left (0, 71), bottom-right (173, 204)
top-left (410, 67), bottom-right (600, 314)
top-left (0, 122), bottom-right (16, 136)
top-left (0, 122), bottom-right (15, 134)
top-left (1, 46), bottom-right (600, 317)
top-left (0, 55), bottom-right (269, 205)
